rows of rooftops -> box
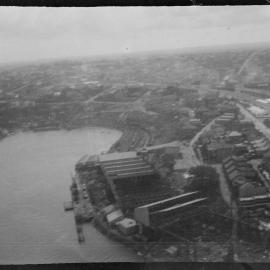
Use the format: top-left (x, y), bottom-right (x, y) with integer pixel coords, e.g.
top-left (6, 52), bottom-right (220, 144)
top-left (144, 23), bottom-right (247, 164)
top-left (197, 110), bottom-right (270, 163)
top-left (75, 149), bottom-right (209, 227)
top-left (222, 156), bottom-right (268, 199)
top-left (76, 151), bottom-right (156, 180)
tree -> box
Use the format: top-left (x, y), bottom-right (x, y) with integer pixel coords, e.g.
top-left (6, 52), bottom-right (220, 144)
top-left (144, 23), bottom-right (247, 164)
top-left (185, 165), bottom-right (220, 199)
top-left (160, 152), bottom-right (176, 171)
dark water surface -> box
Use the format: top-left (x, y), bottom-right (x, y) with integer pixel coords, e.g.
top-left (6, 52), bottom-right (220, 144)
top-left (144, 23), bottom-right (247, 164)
top-left (0, 128), bottom-right (141, 264)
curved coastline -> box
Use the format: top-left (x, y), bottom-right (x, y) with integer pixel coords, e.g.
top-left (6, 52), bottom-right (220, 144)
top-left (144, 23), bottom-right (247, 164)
top-left (0, 128), bottom-right (141, 263)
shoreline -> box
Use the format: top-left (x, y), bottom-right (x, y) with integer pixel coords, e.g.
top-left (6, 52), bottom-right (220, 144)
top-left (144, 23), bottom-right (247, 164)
top-left (0, 120), bottom-right (151, 156)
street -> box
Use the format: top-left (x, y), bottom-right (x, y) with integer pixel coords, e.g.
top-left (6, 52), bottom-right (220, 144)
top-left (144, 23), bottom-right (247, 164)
top-left (237, 103), bottom-right (270, 141)
top-left (212, 164), bottom-right (232, 205)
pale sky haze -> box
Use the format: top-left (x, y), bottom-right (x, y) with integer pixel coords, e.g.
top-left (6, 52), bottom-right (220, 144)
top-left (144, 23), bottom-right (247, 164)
top-left (0, 6), bottom-right (270, 63)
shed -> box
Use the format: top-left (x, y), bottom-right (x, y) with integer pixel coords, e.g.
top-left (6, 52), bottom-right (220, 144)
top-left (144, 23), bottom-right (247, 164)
top-left (117, 218), bottom-right (138, 235)
top-left (227, 131), bottom-right (242, 139)
top-left (101, 204), bottom-right (116, 216)
top-left (190, 118), bottom-right (201, 125)
top-left (106, 210), bottom-right (124, 226)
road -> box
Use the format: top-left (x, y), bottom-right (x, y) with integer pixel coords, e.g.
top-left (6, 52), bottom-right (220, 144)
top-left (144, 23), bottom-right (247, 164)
top-left (190, 118), bottom-right (218, 147)
top-left (237, 103), bottom-right (270, 141)
top-left (85, 88), bottom-right (112, 104)
top-left (187, 115), bottom-right (234, 206)
top-left (133, 89), bottom-right (159, 115)
top-left (212, 164), bottom-right (231, 205)
top-left (237, 50), bottom-right (259, 77)
top-left (188, 117), bottom-right (219, 165)
top-left (85, 88), bottom-right (158, 116)
top-left (210, 102), bottom-right (270, 206)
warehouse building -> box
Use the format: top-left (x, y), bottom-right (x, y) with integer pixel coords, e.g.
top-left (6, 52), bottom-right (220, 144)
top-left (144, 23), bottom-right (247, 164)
top-left (134, 191), bottom-right (207, 228)
top-left (78, 151), bottom-right (178, 211)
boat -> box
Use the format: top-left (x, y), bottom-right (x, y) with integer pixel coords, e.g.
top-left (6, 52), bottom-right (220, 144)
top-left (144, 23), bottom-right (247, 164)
top-left (63, 201), bottom-right (73, 211)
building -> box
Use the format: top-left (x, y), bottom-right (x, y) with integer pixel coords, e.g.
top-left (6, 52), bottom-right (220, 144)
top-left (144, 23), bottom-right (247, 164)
top-left (116, 218), bottom-right (138, 235)
top-left (227, 131), bottom-right (243, 144)
top-left (239, 182), bottom-right (268, 198)
top-left (251, 138), bottom-right (270, 154)
top-left (234, 120), bottom-right (254, 132)
top-left (98, 151), bottom-right (172, 210)
top-left (77, 151), bottom-right (178, 212)
top-left (222, 157), bottom-right (261, 195)
top-left (240, 89), bottom-right (270, 99)
top-left (106, 209), bottom-right (124, 226)
top-left (215, 113), bottom-right (235, 127)
top-left (134, 191), bottom-right (207, 228)
top-left (205, 141), bottom-right (234, 162)
top-left (190, 118), bottom-right (201, 126)
top-left (233, 143), bottom-right (248, 156)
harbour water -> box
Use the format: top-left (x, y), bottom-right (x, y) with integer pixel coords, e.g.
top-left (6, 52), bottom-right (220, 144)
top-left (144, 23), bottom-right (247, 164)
top-left (0, 128), bottom-right (141, 264)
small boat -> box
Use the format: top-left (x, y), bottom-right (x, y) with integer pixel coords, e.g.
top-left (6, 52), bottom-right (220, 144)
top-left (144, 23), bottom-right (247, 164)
top-left (63, 201), bottom-right (73, 211)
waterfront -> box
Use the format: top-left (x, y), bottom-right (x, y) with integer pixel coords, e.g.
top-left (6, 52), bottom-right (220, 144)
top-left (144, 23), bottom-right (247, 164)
top-left (0, 128), bottom-right (141, 264)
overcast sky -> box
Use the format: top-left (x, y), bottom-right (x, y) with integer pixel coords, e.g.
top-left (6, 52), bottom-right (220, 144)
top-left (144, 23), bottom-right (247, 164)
top-left (0, 6), bottom-right (270, 63)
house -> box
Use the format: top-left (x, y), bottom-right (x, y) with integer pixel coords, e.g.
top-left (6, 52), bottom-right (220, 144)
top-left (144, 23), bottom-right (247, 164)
top-left (233, 143), bottom-right (248, 156)
top-left (239, 183), bottom-right (268, 198)
top-left (101, 204), bottom-right (116, 216)
top-left (222, 156), bottom-right (257, 186)
top-left (251, 137), bottom-right (270, 154)
top-left (238, 120), bottom-right (254, 131)
top-left (227, 131), bottom-right (243, 143)
top-left (237, 167), bottom-right (258, 180)
top-left (205, 141), bottom-right (233, 162)
top-left (223, 112), bottom-right (236, 118)
top-left (262, 151), bottom-right (270, 172)
top-left (117, 218), bottom-right (138, 235)
top-left (215, 113), bottom-right (235, 126)
top-left (263, 150), bottom-right (270, 161)
top-left (190, 118), bottom-right (201, 126)
top-left (227, 170), bottom-right (247, 185)
top-left (106, 210), bottom-right (124, 226)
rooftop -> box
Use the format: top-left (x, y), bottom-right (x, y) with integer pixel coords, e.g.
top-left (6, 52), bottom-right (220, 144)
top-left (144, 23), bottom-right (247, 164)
top-left (228, 131), bottom-right (242, 137)
top-left (99, 152), bottom-right (155, 180)
top-left (252, 137), bottom-right (268, 144)
top-left (207, 141), bottom-right (233, 151)
top-left (137, 191), bottom-right (199, 209)
top-left (240, 183), bottom-right (268, 198)
top-left (227, 170), bottom-right (244, 181)
top-left (153, 197), bottom-right (207, 214)
top-left (256, 98), bottom-right (270, 104)
top-left (99, 151), bottom-right (138, 162)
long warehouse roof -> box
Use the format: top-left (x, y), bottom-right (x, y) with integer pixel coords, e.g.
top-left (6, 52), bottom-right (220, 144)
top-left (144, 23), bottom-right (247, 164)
top-left (103, 165), bottom-right (155, 179)
top-left (101, 158), bottom-right (144, 167)
top-left (152, 197), bottom-right (207, 214)
top-left (99, 151), bottom-right (155, 180)
top-left (137, 191), bottom-right (199, 209)
top-left (99, 151), bottom-right (138, 162)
